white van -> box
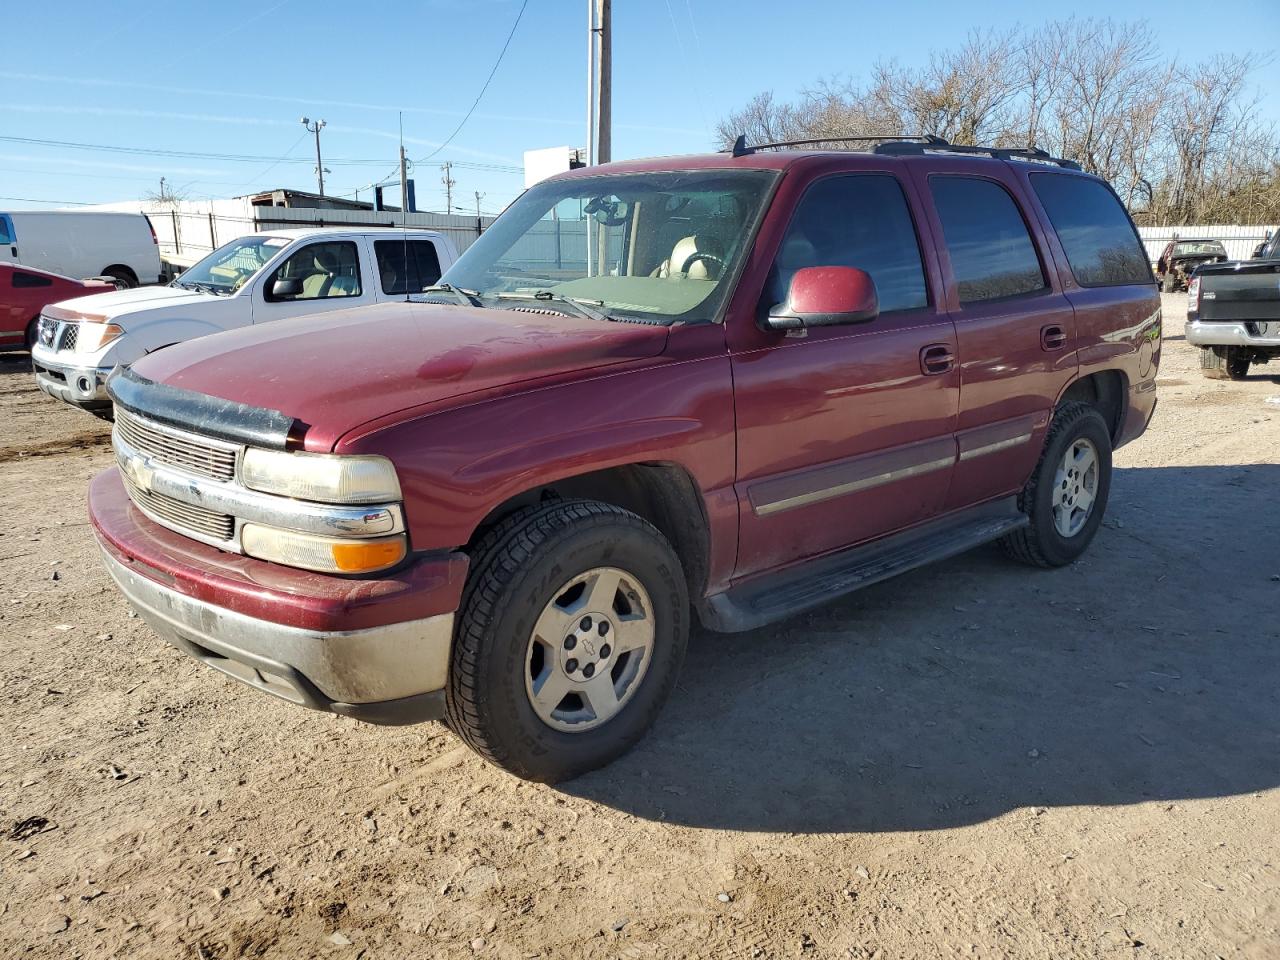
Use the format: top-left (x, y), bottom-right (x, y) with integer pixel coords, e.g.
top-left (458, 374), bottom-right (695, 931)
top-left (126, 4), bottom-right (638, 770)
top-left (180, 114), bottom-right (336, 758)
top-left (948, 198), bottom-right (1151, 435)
top-left (32, 227), bottom-right (457, 415)
top-left (0, 211), bottom-right (162, 288)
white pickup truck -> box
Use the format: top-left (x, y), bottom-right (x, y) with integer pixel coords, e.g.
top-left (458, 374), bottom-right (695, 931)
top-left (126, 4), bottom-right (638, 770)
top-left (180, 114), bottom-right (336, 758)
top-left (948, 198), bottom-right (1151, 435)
top-left (32, 227), bottom-right (458, 415)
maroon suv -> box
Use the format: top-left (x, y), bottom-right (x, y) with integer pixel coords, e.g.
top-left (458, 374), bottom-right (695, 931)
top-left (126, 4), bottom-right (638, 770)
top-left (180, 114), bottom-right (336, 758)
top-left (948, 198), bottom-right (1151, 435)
top-left (89, 140), bottom-right (1160, 782)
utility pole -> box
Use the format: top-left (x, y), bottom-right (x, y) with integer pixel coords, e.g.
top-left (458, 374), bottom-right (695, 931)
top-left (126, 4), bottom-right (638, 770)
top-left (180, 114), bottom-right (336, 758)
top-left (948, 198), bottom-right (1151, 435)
top-left (587, 0), bottom-right (611, 165)
top-left (586, 0), bottom-right (595, 167)
top-left (596, 0), bottom-right (611, 164)
top-left (442, 162), bottom-right (455, 214)
top-left (301, 117), bottom-right (327, 197)
top-left (474, 191), bottom-right (485, 218)
top-left (399, 145), bottom-right (410, 213)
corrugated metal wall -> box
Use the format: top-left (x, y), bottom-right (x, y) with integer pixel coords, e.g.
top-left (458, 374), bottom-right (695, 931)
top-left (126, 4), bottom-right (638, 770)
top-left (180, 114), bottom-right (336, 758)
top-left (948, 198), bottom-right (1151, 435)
top-left (250, 207), bottom-right (498, 255)
top-left (1136, 225), bottom-right (1277, 264)
top-left (125, 200), bottom-right (498, 264)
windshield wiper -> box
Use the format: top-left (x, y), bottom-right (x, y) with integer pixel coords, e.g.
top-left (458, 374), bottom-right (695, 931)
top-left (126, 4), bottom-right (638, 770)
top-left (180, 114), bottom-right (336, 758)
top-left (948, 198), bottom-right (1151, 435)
top-left (174, 279), bottom-right (224, 296)
top-left (495, 290), bottom-right (611, 323)
top-left (421, 283), bottom-right (484, 307)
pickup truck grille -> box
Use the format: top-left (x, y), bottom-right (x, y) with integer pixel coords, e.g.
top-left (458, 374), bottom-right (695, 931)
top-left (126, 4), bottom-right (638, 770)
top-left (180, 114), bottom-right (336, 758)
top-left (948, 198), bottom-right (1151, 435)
top-left (115, 408), bottom-right (238, 481)
top-left (57, 323), bottom-right (78, 352)
top-left (121, 472), bottom-right (235, 542)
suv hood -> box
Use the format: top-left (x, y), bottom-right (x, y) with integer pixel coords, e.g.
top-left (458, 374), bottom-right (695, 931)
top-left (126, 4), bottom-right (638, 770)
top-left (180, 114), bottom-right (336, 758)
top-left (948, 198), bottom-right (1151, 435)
top-left (130, 301), bottom-right (670, 450)
top-left (52, 284), bottom-right (220, 320)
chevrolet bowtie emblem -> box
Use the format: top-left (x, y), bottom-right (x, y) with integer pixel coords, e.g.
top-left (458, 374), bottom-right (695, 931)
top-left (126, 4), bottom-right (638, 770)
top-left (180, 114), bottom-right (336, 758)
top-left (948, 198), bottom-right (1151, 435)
top-left (124, 456), bottom-right (156, 493)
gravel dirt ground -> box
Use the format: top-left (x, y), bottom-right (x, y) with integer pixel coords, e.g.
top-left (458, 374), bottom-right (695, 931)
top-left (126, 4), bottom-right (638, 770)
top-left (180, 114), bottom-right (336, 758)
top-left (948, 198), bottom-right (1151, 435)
top-left (1, 292), bottom-right (1278, 960)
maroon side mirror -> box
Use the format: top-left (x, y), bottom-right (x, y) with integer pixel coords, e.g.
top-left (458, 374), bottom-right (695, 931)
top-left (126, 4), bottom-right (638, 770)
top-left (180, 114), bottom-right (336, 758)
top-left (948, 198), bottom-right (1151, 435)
top-left (766, 266), bottom-right (880, 331)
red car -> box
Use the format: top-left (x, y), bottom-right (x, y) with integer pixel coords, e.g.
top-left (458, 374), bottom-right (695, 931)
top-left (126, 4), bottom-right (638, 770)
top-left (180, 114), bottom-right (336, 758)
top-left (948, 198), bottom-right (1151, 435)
top-left (0, 263), bottom-right (113, 351)
top-left (90, 138), bottom-right (1160, 782)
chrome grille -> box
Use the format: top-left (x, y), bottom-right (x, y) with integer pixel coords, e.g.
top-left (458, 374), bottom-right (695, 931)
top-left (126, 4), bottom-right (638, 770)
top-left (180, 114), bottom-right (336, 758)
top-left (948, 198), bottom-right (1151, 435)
top-left (122, 473), bottom-right (235, 542)
top-left (115, 409), bottom-right (237, 481)
top-left (57, 323), bottom-right (78, 352)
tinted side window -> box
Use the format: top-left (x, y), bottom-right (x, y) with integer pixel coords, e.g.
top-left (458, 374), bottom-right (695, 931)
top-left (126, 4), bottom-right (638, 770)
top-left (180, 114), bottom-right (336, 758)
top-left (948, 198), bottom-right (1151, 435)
top-left (13, 270), bottom-right (53, 288)
top-left (1031, 175), bottom-right (1153, 286)
top-left (266, 241), bottom-right (362, 302)
top-left (767, 174), bottom-right (928, 314)
top-left (930, 177), bottom-right (1046, 304)
top-left (0, 218), bottom-right (11, 245)
top-left (375, 240), bottom-right (443, 295)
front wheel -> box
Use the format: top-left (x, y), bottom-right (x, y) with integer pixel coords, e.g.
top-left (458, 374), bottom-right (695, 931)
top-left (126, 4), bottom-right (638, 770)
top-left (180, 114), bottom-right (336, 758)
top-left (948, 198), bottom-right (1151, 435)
top-left (445, 500), bottom-right (688, 783)
top-left (1002, 402), bottom-right (1113, 568)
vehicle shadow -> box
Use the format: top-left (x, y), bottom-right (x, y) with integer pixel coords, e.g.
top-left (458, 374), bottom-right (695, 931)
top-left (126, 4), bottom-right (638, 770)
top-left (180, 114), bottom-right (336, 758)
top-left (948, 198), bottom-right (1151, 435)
top-left (564, 463), bottom-right (1280, 833)
top-left (0, 352), bottom-right (33, 372)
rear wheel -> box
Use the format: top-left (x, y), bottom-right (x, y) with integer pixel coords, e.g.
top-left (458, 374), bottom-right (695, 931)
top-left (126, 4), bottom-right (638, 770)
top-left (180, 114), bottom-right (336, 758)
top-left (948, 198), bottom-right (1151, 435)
top-left (101, 266), bottom-right (138, 289)
top-left (1200, 346), bottom-right (1250, 380)
top-left (23, 318), bottom-right (38, 351)
top-left (445, 500), bottom-right (688, 783)
top-left (1002, 402), bottom-right (1112, 568)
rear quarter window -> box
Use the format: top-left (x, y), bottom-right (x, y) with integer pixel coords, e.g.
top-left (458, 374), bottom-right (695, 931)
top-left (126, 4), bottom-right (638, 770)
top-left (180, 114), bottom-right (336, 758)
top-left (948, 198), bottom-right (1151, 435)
top-left (13, 270), bottom-right (53, 288)
top-left (1030, 174), bottom-right (1153, 287)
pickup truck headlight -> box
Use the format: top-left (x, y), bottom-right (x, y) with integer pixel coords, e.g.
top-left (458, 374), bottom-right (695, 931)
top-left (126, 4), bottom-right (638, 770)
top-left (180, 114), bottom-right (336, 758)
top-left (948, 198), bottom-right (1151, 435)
top-left (241, 449), bottom-right (402, 504)
top-left (76, 322), bottom-right (125, 353)
top-left (241, 524), bottom-right (407, 574)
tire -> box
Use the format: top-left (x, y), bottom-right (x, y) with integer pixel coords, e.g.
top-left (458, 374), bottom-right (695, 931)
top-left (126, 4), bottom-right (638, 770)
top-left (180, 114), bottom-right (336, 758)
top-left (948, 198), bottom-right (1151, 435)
top-left (1159, 276), bottom-right (1172, 293)
top-left (1200, 346), bottom-right (1250, 380)
top-left (23, 318), bottom-right (39, 351)
top-left (1001, 402), bottom-right (1113, 568)
top-left (444, 499), bottom-right (689, 783)
top-left (102, 266), bottom-right (138, 289)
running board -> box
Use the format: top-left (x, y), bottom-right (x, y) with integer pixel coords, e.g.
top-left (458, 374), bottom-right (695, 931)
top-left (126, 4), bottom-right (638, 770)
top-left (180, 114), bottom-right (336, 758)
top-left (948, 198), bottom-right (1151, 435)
top-left (698, 497), bottom-right (1028, 633)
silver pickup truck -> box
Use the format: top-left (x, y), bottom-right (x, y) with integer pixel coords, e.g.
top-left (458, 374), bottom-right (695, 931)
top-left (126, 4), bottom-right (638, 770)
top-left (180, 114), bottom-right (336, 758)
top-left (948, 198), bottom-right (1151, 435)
top-left (1186, 233), bottom-right (1280, 380)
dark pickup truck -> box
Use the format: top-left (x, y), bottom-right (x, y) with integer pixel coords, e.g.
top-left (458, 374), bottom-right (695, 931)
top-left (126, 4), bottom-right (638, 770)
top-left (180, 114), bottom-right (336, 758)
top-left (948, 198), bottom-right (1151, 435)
top-left (1187, 233), bottom-right (1280, 379)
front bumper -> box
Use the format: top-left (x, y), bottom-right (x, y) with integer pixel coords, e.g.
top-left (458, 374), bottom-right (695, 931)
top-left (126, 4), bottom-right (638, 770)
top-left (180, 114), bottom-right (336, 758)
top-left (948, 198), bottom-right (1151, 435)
top-left (1186, 320), bottom-right (1280, 348)
top-left (32, 349), bottom-right (114, 410)
top-left (91, 469), bottom-right (467, 725)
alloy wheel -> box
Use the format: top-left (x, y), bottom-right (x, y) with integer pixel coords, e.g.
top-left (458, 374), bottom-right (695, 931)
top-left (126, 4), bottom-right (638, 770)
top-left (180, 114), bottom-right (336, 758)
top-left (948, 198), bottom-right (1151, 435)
top-left (524, 566), bottom-right (655, 733)
top-left (1051, 438), bottom-right (1099, 538)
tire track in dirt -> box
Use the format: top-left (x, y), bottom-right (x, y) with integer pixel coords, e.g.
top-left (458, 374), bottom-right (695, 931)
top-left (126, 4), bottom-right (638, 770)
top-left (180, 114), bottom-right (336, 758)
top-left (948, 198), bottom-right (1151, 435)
top-left (0, 428), bottom-right (112, 464)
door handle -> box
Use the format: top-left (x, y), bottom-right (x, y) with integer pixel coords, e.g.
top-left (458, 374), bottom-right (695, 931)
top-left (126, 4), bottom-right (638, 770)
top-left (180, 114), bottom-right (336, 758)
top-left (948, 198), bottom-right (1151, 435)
top-left (1041, 324), bottom-right (1068, 351)
top-left (920, 343), bottom-right (955, 376)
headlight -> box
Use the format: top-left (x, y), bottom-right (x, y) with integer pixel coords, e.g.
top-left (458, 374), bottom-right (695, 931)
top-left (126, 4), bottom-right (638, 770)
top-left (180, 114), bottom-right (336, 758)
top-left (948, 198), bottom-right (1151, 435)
top-left (241, 524), bottom-right (406, 574)
top-left (241, 449), bottom-right (402, 504)
top-left (76, 322), bottom-right (125, 353)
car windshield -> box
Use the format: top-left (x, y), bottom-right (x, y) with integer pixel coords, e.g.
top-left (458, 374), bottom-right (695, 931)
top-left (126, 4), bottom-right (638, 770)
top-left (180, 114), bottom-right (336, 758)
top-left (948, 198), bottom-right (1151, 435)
top-left (176, 236), bottom-right (291, 294)
top-left (441, 169), bottom-right (776, 323)
top-left (1173, 241), bottom-right (1225, 257)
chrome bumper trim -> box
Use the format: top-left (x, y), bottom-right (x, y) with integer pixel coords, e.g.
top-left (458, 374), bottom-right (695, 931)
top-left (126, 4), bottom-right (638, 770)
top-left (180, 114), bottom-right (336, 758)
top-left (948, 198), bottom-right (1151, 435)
top-left (31, 350), bottom-right (113, 407)
top-left (1186, 320), bottom-right (1280, 348)
top-left (100, 544), bottom-right (454, 707)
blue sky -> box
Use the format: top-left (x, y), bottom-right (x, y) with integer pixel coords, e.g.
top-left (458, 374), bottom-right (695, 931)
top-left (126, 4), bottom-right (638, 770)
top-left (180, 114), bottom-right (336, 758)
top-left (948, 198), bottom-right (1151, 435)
top-left (2, 0), bottom-right (1276, 215)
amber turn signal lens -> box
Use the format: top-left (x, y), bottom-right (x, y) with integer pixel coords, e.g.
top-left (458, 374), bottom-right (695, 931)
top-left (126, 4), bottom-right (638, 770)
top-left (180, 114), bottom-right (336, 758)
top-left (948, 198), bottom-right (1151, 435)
top-left (331, 538), bottom-right (407, 572)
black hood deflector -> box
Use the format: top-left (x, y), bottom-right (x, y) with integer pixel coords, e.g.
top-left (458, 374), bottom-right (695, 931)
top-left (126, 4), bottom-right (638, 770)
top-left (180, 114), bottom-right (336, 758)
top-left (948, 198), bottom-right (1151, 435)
top-left (106, 366), bottom-right (298, 450)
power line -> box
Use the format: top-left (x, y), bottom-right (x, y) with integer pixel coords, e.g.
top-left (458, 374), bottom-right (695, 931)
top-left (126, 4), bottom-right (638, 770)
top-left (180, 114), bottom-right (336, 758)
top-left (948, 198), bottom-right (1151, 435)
top-left (0, 194), bottom-right (93, 206)
top-left (0, 135), bottom-right (523, 173)
top-left (415, 0), bottom-right (530, 165)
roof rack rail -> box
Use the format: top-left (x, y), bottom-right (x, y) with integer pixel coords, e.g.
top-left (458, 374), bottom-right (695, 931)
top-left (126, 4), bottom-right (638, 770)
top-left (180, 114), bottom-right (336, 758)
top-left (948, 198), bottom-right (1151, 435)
top-left (726, 134), bottom-right (942, 157)
top-left (872, 139), bottom-right (1081, 170)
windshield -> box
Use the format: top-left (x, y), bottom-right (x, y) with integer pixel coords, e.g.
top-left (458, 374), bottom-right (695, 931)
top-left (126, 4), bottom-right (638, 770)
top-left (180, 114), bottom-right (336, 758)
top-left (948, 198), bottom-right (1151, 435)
top-left (176, 236), bottom-right (291, 294)
top-left (441, 170), bottom-right (776, 323)
top-left (1172, 241), bottom-right (1225, 257)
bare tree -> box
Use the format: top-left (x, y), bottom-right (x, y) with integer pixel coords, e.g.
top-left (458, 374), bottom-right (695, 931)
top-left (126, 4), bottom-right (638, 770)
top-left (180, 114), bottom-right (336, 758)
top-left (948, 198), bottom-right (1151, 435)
top-left (717, 18), bottom-right (1280, 224)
